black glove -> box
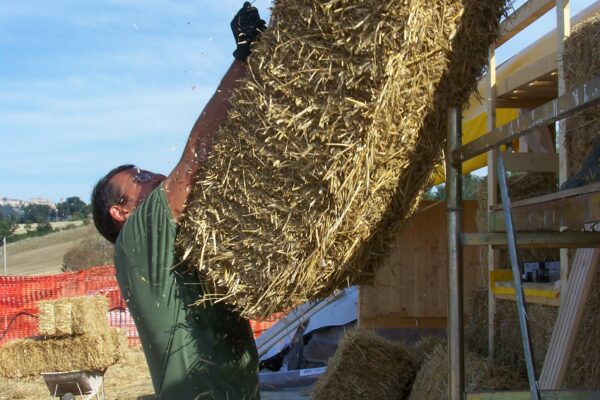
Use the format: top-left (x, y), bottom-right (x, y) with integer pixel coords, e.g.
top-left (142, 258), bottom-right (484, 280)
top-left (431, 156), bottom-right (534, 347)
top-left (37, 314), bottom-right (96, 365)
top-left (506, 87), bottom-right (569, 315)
top-left (231, 2), bottom-right (267, 61)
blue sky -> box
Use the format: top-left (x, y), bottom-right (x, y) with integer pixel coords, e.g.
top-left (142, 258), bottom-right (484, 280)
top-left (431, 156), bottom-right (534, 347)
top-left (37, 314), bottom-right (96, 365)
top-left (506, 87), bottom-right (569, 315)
top-left (0, 0), bottom-right (594, 203)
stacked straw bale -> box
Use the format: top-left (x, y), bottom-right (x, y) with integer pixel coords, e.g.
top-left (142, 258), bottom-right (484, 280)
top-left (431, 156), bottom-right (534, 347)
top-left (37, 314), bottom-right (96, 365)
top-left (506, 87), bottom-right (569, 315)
top-left (0, 328), bottom-right (126, 378)
top-left (565, 14), bottom-right (600, 179)
top-left (0, 295), bottom-right (123, 378)
top-left (311, 329), bottom-right (416, 400)
top-left (38, 295), bottom-right (109, 336)
top-left (178, 0), bottom-right (508, 319)
top-left (407, 342), bottom-right (522, 400)
top-left (465, 290), bottom-right (556, 385)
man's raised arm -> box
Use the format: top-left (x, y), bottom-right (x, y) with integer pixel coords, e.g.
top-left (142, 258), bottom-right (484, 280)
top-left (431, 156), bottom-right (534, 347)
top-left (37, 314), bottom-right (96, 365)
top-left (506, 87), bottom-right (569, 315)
top-left (164, 60), bottom-right (246, 219)
top-left (163, 2), bottom-right (266, 219)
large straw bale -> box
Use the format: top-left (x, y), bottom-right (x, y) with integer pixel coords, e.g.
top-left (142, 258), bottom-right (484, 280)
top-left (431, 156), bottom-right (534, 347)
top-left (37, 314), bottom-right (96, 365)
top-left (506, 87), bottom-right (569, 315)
top-left (408, 342), bottom-right (523, 400)
top-left (311, 329), bottom-right (416, 400)
top-left (37, 295), bottom-right (109, 337)
top-left (178, 0), bottom-right (508, 319)
top-left (0, 328), bottom-right (126, 378)
top-left (565, 14), bottom-right (600, 178)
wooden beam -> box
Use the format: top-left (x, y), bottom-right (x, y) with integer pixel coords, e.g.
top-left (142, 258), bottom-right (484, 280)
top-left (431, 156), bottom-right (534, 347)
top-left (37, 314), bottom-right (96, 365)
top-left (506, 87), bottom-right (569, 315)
top-left (496, 53), bottom-right (558, 98)
top-left (486, 48), bottom-right (499, 363)
top-left (539, 248), bottom-right (600, 389)
top-left (502, 152), bottom-right (558, 173)
top-left (557, 0), bottom-right (572, 302)
top-left (467, 390), bottom-right (600, 400)
top-left (463, 232), bottom-right (600, 248)
top-left (489, 183), bottom-right (600, 231)
top-left (359, 315), bottom-right (447, 329)
top-left (494, 292), bottom-right (560, 307)
top-left (456, 77), bottom-right (600, 163)
top-left (496, 97), bottom-right (555, 109)
top-left (497, 0), bottom-right (555, 47)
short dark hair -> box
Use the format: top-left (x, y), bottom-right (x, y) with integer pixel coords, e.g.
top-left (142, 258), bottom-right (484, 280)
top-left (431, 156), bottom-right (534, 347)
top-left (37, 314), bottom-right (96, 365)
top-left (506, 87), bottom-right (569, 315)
top-left (91, 164), bottom-right (134, 244)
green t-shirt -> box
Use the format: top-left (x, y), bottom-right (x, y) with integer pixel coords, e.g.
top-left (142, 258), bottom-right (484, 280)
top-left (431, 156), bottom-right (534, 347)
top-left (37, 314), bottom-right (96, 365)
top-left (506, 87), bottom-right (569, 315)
top-left (114, 184), bottom-right (260, 399)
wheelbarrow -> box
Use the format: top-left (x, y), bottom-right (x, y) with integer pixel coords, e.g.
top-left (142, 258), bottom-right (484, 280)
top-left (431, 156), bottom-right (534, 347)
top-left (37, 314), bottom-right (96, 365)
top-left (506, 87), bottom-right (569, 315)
top-left (41, 369), bottom-right (105, 400)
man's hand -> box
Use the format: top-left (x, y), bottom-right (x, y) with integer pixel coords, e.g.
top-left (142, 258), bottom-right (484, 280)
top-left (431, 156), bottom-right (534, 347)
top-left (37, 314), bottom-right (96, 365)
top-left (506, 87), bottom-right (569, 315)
top-left (231, 2), bottom-right (267, 61)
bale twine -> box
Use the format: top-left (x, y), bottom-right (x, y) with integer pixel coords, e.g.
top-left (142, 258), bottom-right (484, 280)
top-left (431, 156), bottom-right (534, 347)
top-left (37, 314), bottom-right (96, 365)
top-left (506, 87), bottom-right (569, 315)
top-left (38, 295), bottom-right (109, 337)
top-left (0, 329), bottom-right (126, 378)
top-left (407, 342), bottom-right (522, 400)
top-left (178, 0), bottom-right (507, 319)
top-left (311, 329), bottom-right (416, 400)
top-left (565, 14), bottom-right (600, 179)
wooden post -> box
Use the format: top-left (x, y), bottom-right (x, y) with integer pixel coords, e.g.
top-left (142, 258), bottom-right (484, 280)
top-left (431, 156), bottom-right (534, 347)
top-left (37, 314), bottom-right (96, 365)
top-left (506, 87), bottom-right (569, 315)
top-left (557, 0), bottom-right (571, 297)
top-left (540, 248), bottom-right (600, 389)
top-left (486, 48), bottom-right (499, 363)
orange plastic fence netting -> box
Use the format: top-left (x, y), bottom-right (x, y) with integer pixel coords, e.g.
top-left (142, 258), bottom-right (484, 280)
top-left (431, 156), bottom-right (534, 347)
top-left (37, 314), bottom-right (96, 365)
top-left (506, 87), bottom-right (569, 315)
top-left (0, 265), bottom-right (280, 347)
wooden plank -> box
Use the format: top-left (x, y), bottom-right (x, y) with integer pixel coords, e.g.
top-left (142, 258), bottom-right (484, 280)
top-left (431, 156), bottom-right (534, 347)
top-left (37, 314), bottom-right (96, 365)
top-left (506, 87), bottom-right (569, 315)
top-left (467, 390), bottom-right (600, 400)
top-left (539, 248), bottom-right (600, 389)
top-left (358, 201), bottom-right (482, 328)
top-left (496, 0), bottom-right (555, 46)
top-left (463, 232), bottom-right (600, 248)
top-left (489, 184), bottom-right (600, 231)
top-left (556, 0), bottom-right (571, 304)
top-left (491, 182), bottom-right (600, 211)
top-left (487, 48), bottom-right (499, 361)
top-left (502, 152), bottom-right (559, 173)
top-left (457, 77), bottom-right (600, 162)
top-left (495, 292), bottom-right (560, 306)
top-left (359, 315), bottom-right (447, 329)
top-left (496, 53), bottom-right (558, 98)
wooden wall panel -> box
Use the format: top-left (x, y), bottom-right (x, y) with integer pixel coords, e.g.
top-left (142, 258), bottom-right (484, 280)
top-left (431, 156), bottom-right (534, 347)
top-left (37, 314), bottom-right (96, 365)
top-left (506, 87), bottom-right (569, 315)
top-left (359, 200), bottom-right (483, 328)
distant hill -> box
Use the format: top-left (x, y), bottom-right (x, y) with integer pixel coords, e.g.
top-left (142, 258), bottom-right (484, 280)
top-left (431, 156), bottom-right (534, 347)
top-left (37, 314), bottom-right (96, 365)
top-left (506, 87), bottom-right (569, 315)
top-left (3, 225), bottom-right (110, 276)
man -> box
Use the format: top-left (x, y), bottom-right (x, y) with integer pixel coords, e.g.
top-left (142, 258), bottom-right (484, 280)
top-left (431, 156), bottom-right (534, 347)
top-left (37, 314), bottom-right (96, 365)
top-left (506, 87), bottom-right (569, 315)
top-left (91, 3), bottom-right (266, 399)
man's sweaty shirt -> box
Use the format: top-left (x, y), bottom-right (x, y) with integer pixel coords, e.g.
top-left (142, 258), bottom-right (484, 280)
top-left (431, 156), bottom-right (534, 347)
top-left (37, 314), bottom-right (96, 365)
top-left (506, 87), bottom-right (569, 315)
top-left (114, 184), bottom-right (260, 399)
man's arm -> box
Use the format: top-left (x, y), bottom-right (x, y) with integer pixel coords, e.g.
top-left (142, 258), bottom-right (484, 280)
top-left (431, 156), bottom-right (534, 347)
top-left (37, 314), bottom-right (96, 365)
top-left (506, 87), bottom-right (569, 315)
top-left (163, 59), bottom-right (246, 220)
top-left (163, 2), bottom-right (266, 220)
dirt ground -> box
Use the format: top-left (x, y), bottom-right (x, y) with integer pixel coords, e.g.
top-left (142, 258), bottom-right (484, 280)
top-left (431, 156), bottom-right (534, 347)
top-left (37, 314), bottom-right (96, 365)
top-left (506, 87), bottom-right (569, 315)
top-left (0, 345), bottom-right (312, 400)
top-left (3, 225), bottom-right (95, 276)
top-left (0, 346), bottom-right (154, 400)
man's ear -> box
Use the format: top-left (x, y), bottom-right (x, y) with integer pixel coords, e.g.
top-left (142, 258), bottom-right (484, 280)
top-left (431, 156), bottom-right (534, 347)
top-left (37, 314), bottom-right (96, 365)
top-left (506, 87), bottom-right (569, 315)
top-left (109, 205), bottom-right (128, 224)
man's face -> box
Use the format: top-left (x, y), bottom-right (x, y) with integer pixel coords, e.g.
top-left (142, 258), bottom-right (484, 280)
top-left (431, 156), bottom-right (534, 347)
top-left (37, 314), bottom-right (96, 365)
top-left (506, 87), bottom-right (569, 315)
top-left (108, 167), bottom-right (166, 226)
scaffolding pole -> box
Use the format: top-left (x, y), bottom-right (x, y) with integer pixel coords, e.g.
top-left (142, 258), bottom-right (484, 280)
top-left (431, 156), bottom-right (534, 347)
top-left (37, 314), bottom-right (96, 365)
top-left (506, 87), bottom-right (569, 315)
top-left (447, 107), bottom-right (464, 400)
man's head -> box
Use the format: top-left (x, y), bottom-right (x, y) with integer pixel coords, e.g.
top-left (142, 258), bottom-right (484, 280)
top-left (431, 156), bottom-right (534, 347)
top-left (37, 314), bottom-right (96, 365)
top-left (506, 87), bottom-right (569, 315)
top-left (91, 165), bottom-right (166, 243)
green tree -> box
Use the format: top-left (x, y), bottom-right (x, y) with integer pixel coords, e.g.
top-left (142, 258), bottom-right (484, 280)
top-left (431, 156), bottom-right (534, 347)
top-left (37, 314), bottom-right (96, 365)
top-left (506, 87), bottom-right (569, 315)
top-left (0, 218), bottom-right (16, 238)
top-left (424, 173), bottom-right (484, 201)
top-left (56, 196), bottom-right (89, 220)
top-left (22, 204), bottom-right (52, 223)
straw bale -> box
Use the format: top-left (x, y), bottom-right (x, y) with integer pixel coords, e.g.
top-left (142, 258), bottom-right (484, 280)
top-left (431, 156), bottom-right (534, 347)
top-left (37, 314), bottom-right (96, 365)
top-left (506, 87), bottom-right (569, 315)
top-left (410, 335), bottom-right (446, 368)
top-left (54, 303), bottom-right (73, 335)
top-left (565, 14), bottom-right (600, 178)
top-left (311, 329), bottom-right (416, 400)
top-left (464, 289), bottom-right (556, 384)
top-left (37, 295), bottom-right (109, 337)
top-left (407, 342), bottom-right (522, 400)
top-left (0, 328), bottom-right (126, 378)
top-left (178, 0), bottom-right (508, 319)
top-left (37, 301), bottom-right (55, 337)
